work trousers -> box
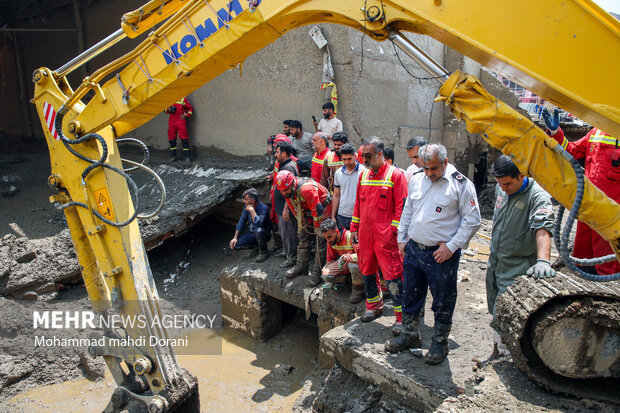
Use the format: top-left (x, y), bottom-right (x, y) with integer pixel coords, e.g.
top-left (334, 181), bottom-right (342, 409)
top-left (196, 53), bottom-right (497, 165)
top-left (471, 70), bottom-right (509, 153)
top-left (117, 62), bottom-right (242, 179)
top-left (402, 240), bottom-right (460, 325)
top-left (298, 225), bottom-right (326, 272)
top-left (277, 213), bottom-right (298, 260)
top-left (321, 261), bottom-right (362, 284)
top-left (336, 214), bottom-right (352, 230)
top-left (235, 228), bottom-right (271, 250)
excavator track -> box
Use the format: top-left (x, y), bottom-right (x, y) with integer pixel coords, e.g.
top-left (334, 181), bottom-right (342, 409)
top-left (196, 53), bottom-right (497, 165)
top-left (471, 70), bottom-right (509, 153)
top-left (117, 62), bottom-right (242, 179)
top-left (497, 271), bottom-right (620, 403)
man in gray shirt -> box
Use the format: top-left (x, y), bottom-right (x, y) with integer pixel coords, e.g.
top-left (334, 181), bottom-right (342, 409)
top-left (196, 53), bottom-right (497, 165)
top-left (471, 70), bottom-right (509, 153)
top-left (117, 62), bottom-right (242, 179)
top-left (289, 120), bottom-right (313, 172)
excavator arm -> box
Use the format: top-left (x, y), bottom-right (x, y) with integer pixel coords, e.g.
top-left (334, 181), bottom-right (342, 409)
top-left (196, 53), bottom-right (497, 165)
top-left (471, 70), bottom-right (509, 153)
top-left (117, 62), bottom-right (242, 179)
top-left (31, 0), bottom-right (620, 411)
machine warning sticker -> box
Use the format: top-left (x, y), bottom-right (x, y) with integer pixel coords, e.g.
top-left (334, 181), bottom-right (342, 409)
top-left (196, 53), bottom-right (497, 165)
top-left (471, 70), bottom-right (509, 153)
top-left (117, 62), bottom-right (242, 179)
top-left (93, 188), bottom-right (115, 220)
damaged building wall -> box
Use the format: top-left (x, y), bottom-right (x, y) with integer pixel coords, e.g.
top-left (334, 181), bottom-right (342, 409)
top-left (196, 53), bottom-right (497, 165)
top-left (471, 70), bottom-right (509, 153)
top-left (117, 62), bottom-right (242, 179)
top-left (0, 1), bottom-right (514, 173)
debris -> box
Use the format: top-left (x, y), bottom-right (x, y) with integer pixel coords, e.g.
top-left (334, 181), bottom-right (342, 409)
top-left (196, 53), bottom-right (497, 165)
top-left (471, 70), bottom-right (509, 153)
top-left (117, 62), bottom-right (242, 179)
top-left (274, 364), bottom-right (295, 376)
top-left (409, 348), bottom-right (424, 358)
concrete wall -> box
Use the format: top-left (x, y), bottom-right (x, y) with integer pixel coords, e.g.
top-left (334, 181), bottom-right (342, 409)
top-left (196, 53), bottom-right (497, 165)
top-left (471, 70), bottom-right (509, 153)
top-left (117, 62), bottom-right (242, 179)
top-left (2, 1), bottom-right (508, 176)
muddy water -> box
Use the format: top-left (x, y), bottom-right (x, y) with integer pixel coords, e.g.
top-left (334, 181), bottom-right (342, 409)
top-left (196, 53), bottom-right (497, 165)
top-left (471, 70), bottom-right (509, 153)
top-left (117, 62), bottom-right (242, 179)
top-left (5, 322), bottom-right (319, 412)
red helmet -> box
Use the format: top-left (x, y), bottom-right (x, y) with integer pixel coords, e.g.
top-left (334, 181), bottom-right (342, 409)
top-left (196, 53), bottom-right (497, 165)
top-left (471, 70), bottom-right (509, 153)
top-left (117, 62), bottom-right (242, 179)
top-left (274, 133), bottom-right (291, 144)
top-left (276, 170), bottom-right (296, 191)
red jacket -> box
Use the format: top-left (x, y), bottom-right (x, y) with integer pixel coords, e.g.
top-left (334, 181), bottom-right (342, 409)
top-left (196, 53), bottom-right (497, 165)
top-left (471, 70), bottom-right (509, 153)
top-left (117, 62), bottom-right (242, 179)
top-left (326, 228), bottom-right (359, 262)
top-left (552, 128), bottom-right (620, 202)
top-left (321, 151), bottom-right (343, 193)
top-left (311, 148), bottom-right (331, 183)
top-left (350, 162), bottom-right (407, 233)
top-left (165, 97), bottom-right (193, 120)
top-left (285, 179), bottom-right (330, 228)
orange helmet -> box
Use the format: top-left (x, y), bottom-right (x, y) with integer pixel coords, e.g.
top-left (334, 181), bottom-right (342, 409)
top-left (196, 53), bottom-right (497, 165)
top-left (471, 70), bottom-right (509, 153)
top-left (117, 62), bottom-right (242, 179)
top-left (276, 170), bottom-right (296, 191)
top-left (274, 133), bottom-right (291, 144)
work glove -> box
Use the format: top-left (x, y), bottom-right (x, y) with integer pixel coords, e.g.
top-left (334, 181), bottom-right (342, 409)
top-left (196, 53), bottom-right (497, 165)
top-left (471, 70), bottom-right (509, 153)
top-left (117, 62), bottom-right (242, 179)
top-left (526, 259), bottom-right (556, 278)
top-left (541, 108), bottom-right (560, 135)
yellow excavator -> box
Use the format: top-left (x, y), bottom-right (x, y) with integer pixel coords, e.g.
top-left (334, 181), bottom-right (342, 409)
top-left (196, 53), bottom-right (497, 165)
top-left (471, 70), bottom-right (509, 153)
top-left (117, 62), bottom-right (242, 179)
top-left (31, 0), bottom-right (620, 411)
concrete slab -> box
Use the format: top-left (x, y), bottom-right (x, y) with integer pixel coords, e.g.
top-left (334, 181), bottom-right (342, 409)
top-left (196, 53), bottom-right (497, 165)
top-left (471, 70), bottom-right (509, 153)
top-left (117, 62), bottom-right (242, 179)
top-left (319, 257), bottom-right (495, 413)
top-left (219, 257), bottom-right (365, 341)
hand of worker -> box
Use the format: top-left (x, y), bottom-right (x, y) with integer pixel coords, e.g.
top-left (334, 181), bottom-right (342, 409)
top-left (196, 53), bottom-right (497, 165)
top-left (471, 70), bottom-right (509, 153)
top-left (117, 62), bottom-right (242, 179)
top-left (245, 205), bottom-right (255, 213)
top-left (282, 207), bottom-right (290, 221)
top-left (398, 242), bottom-right (406, 260)
top-left (229, 238), bottom-right (237, 249)
top-left (351, 231), bottom-right (358, 243)
top-left (541, 108), bottom-right (560, 135)
top-left (526, 259), bottom-right (556, 278)
top-left (433, 242), bottom-right (454, 264)
top-left (341, 253), bottom-right (355, 263)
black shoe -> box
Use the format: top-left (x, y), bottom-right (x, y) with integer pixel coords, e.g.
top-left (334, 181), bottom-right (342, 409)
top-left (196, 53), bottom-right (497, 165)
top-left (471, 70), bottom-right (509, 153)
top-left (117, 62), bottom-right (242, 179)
top-left (424, 338), bottom-right (449, 365)
top-left (360, 309), bottom-right (382, 322)
top-left (385, 332), bottom-right (422, 353)
top-left (307, 272), bottom-right (322, 287)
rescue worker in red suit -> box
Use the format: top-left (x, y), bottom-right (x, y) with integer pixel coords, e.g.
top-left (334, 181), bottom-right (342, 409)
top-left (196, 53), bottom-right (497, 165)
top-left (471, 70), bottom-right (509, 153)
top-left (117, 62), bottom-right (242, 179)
top-left (311, 132), bottom-right (331, 182)
top-left (319, 218), bottom-right (364, 303)
top-left (320, 131), bottom-right (348, 194)
top-left (276, 170), bottom-right (331, 286)
top-left (350, 137), bottom-right (408, 335)
top-left (165, 96), bottom-right (193, 162)
top-left (543, 108), bottom-right (620, 275)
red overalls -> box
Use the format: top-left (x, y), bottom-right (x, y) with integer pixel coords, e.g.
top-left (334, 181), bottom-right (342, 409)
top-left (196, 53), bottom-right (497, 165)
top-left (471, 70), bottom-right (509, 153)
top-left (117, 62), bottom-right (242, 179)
top-left (311, 148), bottom-right (331, 183)
top-left (166, 97), bottom-right (193, 141)
top-left (350, 162), bottom-right (407, 315)
top-left (552, 128), bottom-right (620, 274)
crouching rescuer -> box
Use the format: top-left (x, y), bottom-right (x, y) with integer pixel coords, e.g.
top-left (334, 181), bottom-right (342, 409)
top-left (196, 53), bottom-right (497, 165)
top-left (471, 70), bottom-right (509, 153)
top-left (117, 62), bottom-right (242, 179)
top-left (276, 170), bottom-right (331, 286)
top-left (318, 218), bottom-right (364, 303)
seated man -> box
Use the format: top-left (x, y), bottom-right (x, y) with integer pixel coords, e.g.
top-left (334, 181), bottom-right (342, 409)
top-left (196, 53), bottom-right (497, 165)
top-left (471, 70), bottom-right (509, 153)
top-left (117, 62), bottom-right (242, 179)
top-left (319, 219), bottom-right (364, 303)
top-left (229, 188), bottom-right (271, 262)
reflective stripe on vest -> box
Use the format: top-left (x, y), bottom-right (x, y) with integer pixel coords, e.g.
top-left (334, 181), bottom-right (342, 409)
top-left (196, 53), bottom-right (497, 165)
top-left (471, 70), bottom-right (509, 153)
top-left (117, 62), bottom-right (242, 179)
top-left (589, 129), bottom-right (618, 146)
top-left (360, 165), bottom-right (396, 188)
top-left (326, 152), bottom-right (343, 168)
top-left (331, 231), bottom-right (353, 251)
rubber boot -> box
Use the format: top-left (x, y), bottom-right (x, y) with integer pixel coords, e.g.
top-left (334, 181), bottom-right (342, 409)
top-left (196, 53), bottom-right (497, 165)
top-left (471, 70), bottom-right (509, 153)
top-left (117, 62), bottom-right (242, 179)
top-left (181, 139), bottom-right (191, 163)
top-left (424, 322), bottom-right (451, 365)
top-left (286, 247), bottom-right (309, 278)
top-left (272, 230), bottom-right (283, 254)
top-left (169, 146), bottom-right (177, 162)
top-left (307, 258), bottom-right (322, 287)
top-left (255, 243), bottom-right (268, 263)
top-left (348, 284), bottom-right (364, 304)
top-left (385, 313), bottom-right (421, 353)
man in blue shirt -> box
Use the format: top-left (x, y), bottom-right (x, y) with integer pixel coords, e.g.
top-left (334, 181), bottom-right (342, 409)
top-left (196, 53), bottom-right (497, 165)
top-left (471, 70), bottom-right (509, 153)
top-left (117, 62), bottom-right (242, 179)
top-left (229, 188), bottom-right (272, 262)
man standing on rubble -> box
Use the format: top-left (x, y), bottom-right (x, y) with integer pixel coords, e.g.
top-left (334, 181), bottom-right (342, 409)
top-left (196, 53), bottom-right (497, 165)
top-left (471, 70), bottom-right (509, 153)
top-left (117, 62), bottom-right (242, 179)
top-left (289, 120), bottom-right (314, 173)
top-left (273, 141), bottom-right (299, 268)
top-left (486, 155), bottom-right (555, 355)
top-left (331, 143), bottom-right (365, 230)
top-left (405, 136), bottom-right (427, 184)
top-left (319, 219), bottom-right (364, 303)
top-left (388, 143), bottom-right (480, 365)
top-left (313, 102), bottom-right (343, 138)
top-left (320, 131), bottom-right (348, 196)
top-left (229, 188), bottom-right (272, 263)
top-left (311, 132), bottom-right (331, 183)
top-left (543, 108), bottom-right (620, 275)
top-left (350, 137), bottom-right (408, 333)
top-left (276, 170), bottom-right (331, 286)
top-left (165, 96), bottom-right (193, 162)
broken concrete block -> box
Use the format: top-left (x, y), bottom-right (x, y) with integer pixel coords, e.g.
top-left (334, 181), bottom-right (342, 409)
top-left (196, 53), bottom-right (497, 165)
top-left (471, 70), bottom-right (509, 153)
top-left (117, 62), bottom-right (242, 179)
top-left (12, 239), bottom-right (36, 263)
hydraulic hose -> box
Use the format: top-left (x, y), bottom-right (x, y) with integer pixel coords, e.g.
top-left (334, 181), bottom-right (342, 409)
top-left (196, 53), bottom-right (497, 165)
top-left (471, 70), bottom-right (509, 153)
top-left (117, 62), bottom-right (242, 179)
top-left (53, 106), bottom-right (140, 227)
top-left (553, 145), bottom-right (620, 281)
top-left (121, 158), bottom-right (166, 219)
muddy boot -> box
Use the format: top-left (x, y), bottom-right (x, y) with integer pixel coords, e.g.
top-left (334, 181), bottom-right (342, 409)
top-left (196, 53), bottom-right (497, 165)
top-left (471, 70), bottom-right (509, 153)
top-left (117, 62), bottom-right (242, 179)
top-left (279, 258), bottom-right (295, 268)
top-left (424, 322), bottom-right (451, 365)
top-left (307, 258), bottom-right (322, 287)
top-left (169, 146), bottom-right (177, 162)
top-left (385, 314), bottom-right (421, 353)
top-left (360, 309), bottom-right (382, 322)
top-left (348, 284), bottom-right (364, 304)
top-left (391, 321), bottom-right (402, 336)
top-left (286, 248), bottom-right (309, 278)
top-left (255, 244), bottom-right (268, 263)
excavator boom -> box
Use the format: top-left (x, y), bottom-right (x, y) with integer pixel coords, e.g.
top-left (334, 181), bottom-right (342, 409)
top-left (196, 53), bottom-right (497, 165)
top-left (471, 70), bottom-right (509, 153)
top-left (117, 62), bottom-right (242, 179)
top-left (30, 0), bottom-right (620, 411)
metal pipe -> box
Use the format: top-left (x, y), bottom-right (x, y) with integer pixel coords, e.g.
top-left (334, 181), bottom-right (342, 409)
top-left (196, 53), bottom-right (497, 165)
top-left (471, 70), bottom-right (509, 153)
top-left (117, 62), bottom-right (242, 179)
top-left (388, 29), bottom-right (450, 82)
top-left (55, 28), bottom-right (126, 78)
